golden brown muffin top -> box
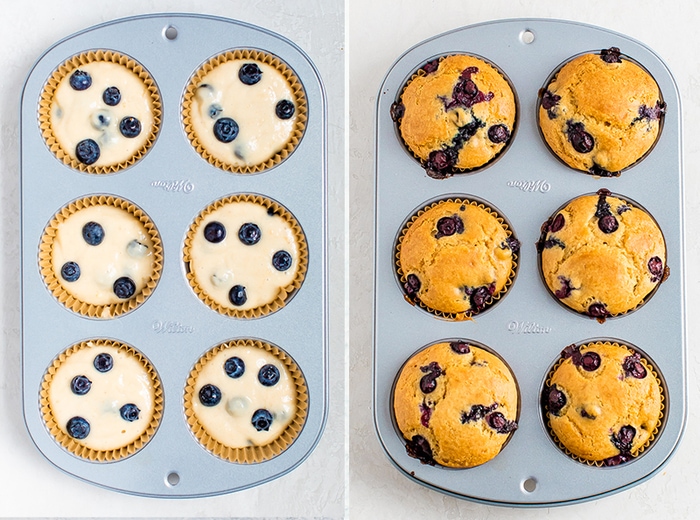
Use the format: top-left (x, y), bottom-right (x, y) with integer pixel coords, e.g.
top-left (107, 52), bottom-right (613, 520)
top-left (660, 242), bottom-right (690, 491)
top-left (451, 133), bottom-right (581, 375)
top-left (397, 199), bottom-right (518, 318)
top-left (538, 189), bottom-right (666, 318)
top-left (538, 47), bottom-right (664, 175)
top-left (394, 54), bottom-right (516, 177)
top-left (393, 341), bottom-right (519, 468)
top-left (543, 342), bottom-right (663, 465)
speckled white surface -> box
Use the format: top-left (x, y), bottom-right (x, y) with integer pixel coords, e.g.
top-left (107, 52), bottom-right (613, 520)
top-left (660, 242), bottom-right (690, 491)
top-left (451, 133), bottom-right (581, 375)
top-left (0, 0), bottom-right (345, 518)
top-left (350, 0), bottom-right (699, 519)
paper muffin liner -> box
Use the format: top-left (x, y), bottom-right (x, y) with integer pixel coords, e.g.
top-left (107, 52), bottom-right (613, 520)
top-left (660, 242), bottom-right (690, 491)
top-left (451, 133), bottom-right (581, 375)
top-left (391, 54), bottom-right (518, 177)
top-left (38, 195), bottom-right (164, 319)
top-left (395, 197), bottom-right (519, 321)
top-left (183, 193), bottom-right (308, 319)
top-left (536, 48), bottom-right (664, 177)
top-left (183, 338), bottom-right (308, 464)
top-left (38, 50), bottom-right (162, 174)
top-left (536, 189), bottom-right (669, 322)
top-left (39, 338), bottom-right (164, 462)
top-left (542, 340), bottom-right (665, 467)
top-left (182, 49), bottom-right (308, 174)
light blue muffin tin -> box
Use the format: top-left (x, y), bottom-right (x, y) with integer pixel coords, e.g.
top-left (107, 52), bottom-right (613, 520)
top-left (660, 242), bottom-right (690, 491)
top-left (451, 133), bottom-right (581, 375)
top-left (373, 18), bottom-right (685, 506)
top-left (20, 13), bottom-right (327, 498)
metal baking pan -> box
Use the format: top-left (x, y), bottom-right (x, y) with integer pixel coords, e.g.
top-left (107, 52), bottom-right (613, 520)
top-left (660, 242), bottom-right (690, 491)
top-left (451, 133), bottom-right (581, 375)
top-left (373, 18), bottom-right (685, 507)
top-left (20, 13), bottom-right (327, 498)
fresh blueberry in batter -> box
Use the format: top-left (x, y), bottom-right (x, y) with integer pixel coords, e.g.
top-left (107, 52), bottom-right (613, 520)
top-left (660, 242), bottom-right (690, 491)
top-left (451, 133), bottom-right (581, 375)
top-left (75, 139), bottom-right (100, 165)
top-left (66, 416), bottom-right (90, 439)
top-left (120, 403), bottom-right (140, 422)
top-left (199, 384), bottom-right (222, 406)
top-left (113, 277), bottom-right (136, 299)
top-left (213, 117), bottom-right (239, 143)
top-left (204, 221), bottom-right (226, 243)
top-left (61, 261), bottom-right (81, 282)
top-left (119, 116), bottom-right (142, 138)
top-left (69, 70), bottom-right (92, 91)
top-left (258, 364), bottom-right (280, 386)
top-left (224, 356), bottom-right (245, 378)
top-left (239, 63), bottom-right (262, 85)
top-left (102, 86), bottom-right (121, 106)
top-left (208, 104), bottom-right (223, 119)
top-left (82, 221), bottom-right (105, 246)
top-left (229, 285), bottom-right (247, 306)
top-left (272, 250), bottom-right (292, 271)
top-left (70, 375), bottom-right (91, 395)
top-left (93, 353), bottom-right (113, 372)
top-left (275, 99), bottom-right (295, 120)
top-left (238, 222), bottom-right (262, 245)
top-left (251, 409), bottom-right (273, 431)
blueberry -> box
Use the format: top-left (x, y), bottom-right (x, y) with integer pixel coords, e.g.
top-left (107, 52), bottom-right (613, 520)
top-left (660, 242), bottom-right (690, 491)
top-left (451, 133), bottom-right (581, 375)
top-left (611, 425), bottom-right (636, 452)
top-left (403, 274), bottom-right (421, 298)
top-left (82, 221), bottom-right (104, 246)
top-left (638, 101), bottom-right (666, 122)
top-left (272, 250), bottom-right (292, 271)
top-left (390, 102), bottom-right (405, 122)
top-left (91, 110), bottom-right (111, 130)
top-left (460, 403), bottom-right (496, 423)
top-left (587, 302), bottom-right (610, 318)
top-left (548, 213), bottom-right (565, 233)
top-left (251, 409), bottom-right (273, 431)
top-left (213, 117), bottom-right (239, 143)
top-left (470, 284), bottom-right (495, 311)
top-left (70, 375), bottom-right (91, 395)
top-left (75, 139), bottom-right (100, 165)
top-left (238, 223), bottom-right (261, 245)
top-left (435, 215), bottom-right (464, 238)
top-left (224, 356), bottom-right (245, 378)
top-left (69, 70), bottom-right (92, 91)
top-left (229, 285), bottom-right (247, 306)
top-left (113, 277), bottom-right (136, 299)
top-left (566, 121), bottom-right (594, 153)
top-left (61, 261), bottom-right (81, 282)
top-left (93, 353), bottom-right (113, 372)
top-left (598, 214), bottom-right (619, 234)
top-left (580, 352), bottom-right (601, 371)
top-left (120, 403), bottom-right (140, 422)
top-left (502, 236), bottom-right (521, 253)
top-left (102, 86), bottom-right (121, 106)
top-left (199, 384), bottom-right (222, 406)
top-left (422, 60), bottom-right (439, 74)
top-left (450, 341), bottom-right (470, 354)
top-left (543, 385), bottom-right (567, 415)
top-left (486, 412), bottom-right (518, 434)
top-left (208, 104), bottom-right (223, 119)
top-left (601, 47), bottom-right (622, 64)
top-left (275, 99), bottom-right (295, 120)
top-left (487, 124), bottom-right (510, 144)
top-left (425, 148), bottom-right (456, 176)
top-left (554, 276), bottom-right (574, 299)
top-left (419, 402), bottom-right (432, 427)
top-left (258, 364), bottom-right (280, 386)
top-left (541, 90), bottom-right (561, 110)
top-left (623, 353), bottom-right (647, 379)
top-left (648, 256), bottom-right (664, 282)
top-left (544, 237), bottom-right (566, 250)
top-left (66, 416), bottom-right (90, 439)
top-left (405, 434), bottom-right (435, 465)
top-left (604, 453), bottom-right (632, 466)
top-left (419, 362), bottom-right (442, 394)
top-left (239, 63), bottom-right (262, 85)
top-left (119, 116), bottom-right (142, 138)
top-left (203, 221), bottom-right (226, 243)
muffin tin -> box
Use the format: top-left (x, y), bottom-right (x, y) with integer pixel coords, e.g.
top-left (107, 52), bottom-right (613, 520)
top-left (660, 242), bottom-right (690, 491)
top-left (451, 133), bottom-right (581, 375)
top-left (373, 19), bottom-right (685, 506)
top-left (20, 13), bottom-right (327, 498)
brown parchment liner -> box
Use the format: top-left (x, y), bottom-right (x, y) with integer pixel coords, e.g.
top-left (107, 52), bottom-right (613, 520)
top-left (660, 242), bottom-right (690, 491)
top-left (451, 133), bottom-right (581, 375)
top-left (38, 195), bottom-right (163, 319)
top-left (536, 191), bottom-right (669, 321)
top-left (183, 194), bottom-right (308, 319)
top-left (182, 49), bottom-right (307, 174)
top-left (38, 50), bottom-right (162, 174)
top-left (543, 341), bottom-right (665, 467)
top-left (393, 54), bottom-right (517, 175)
top-left (40, 339), bottom-right (164, 462)
top-left (395, 198), bottom-right (518, 321)
top-left (184, 338), bottom-right (308, 464)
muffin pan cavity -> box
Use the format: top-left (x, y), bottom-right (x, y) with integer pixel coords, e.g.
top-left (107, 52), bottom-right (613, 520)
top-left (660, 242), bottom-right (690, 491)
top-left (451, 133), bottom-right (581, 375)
top-left (21, 14), bottom-right (327, 498)
top-left (373, 19), bottom-right (684, 506)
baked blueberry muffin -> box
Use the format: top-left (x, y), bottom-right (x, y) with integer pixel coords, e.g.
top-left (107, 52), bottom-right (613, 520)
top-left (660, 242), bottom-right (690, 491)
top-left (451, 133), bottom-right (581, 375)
top-left (40, 339), bottom-right (163, 461)
top-left (397, 198), bottom-right (519, 320)
top-left (39, 195), bottom-right (163, 319)
top-left (542, 341), bottom-right (663, 466)
top-left (184, 339), bottom-right (308, 463)
top-left (393, 340), bottom-right (519, 468)
top-left (538, 47), bottom-right (664, 176)
top-left (183, 194), bottom-right (307, 319)
top-left (39, 50), bottom-right (161, 173)
top-left (537, 188), bottom-right (667, 319)
top-left (182, 49), bottom-right (307, 173)
top-left (391, 54), bottom-right (516, 178)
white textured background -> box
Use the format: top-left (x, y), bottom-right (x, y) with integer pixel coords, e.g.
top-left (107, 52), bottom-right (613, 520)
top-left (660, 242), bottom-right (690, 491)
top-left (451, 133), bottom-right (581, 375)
top-left (349, 0), bottom-right (699, 519)
top-left (0, 0), bottom-right (345, 518)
